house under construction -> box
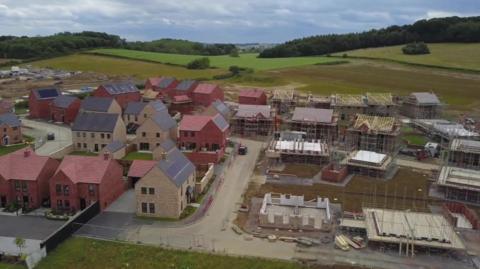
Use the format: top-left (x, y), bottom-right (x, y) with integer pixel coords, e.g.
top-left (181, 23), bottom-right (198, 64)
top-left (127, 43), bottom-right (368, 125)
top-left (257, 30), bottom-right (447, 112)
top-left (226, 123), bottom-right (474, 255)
top-left (343, 150), bottom-right (397, 179)
top-left (433, 166), bottom-right (480, 206)
top-left (271, 89), bottom-right (298, 114)
top-left (448, 139), bottom-right (480, 170)
top-left (331, 94), bottom-right (367, 128)
top-left (266, 138), bottom-right (330, 165)
top-left (401, 92), bottom-right (442, 119)
top-left (288, 107), bottom-right (338, 143)
top-left (346, 114), bottom-right (400, 154)
top-left (231, 104), bottom-right (275, 136)
top-left (306, 94), bottom-right (331, 109)
top-left (365, 92), bottom-right (398, 117)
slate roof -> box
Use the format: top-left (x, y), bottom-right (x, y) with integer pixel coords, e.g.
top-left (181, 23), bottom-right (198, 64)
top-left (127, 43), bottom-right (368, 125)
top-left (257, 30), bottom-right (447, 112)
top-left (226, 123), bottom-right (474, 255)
top-left (55, 155), bottom-right (115, 184)
top-left (411, 92), bottom-right (440, 105)
top-left (235, 105), bottom-right (272, 118)
top-left (81, 97), bottom-right (115, 112)
top-left (158, 77), bottom-right (177, 89)
top-left (175, 80), bottom-right (197, 91)
top-left (193, 83), bottom-right (218, 94)
top-left (239, 89), bottom-right (265, 98)
top-left (157, 147), bottom-right (195, 187)
top-left (159, 139), bottom-right (176, 152)
top-left (101, 82), bottom-right (139, 95)
top-left (31, 88), bottom-right (61, 100)
top-left (151, 111), bottom-right (176, 131)
top-left (150, 100), bottom-right (168, 112)
top-left (0, 113), bottom-right (21, 127)
top-left (212, 114), bottom-right (229, 131)
top-left (0, 149), bottom-right (56, 181)
top-left (211, 100), bottom-right (229, 118)
top-left (72, 112), bottom-right (120, 132)
top-left (104, 140), bottom-right (125, 153)
top-left (291, 107), bottom-right (334, 123)
top-left (128, 160), bottom-right (156, 178)
top-left (52, 95), bottom-right (78, 109)
top-left (124, 102), bottom-right (148, 115)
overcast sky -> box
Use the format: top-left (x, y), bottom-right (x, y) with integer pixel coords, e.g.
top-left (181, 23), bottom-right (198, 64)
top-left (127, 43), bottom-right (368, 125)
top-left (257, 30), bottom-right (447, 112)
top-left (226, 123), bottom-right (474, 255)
top-left (0, 0), bottom-right (479, 43)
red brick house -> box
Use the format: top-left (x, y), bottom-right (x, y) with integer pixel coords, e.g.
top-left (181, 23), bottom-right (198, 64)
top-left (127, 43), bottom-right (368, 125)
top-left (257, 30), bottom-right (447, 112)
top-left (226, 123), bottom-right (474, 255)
top-left (50, 95), bottom-right (81, 124)
top-left (28, 88), bottom-right (62, 119)
top-left (145, 77), bottom-right (178, 97)
top-left (171, 80), bottom-right (198, 98)
top-left (238, 89), bottom-right (267, 105)
top-left (49, 154), bottom-right (125, 212)
top-left (0, 100), bottom-right (14, 115)
top-left (92, 82), bottom-right (141, 110)
top-left (0, 149), bottom-right (59, 209)
top-left (0, 113), bottom-right (22, 146)
top-left (178, 114), bottom-right (229, 165)
top-left (192, 83), bottom-right (224, 107)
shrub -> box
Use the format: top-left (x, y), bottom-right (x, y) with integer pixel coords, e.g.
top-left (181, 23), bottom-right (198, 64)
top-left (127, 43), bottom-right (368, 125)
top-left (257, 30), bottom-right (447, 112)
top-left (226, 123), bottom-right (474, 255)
top-left (402, 42), bottom-right (430, 55)
top-left (186, 57), bottom-right (210, 69)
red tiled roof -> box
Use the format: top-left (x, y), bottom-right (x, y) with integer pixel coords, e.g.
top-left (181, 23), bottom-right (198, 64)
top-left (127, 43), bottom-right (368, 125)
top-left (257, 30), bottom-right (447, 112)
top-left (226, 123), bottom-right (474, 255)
top-left (0, 149), bottom-right (55, 181)
top-left (55, 155), bottom-right (115, 184)
top-left (147, 77), bottom-right (162, 87)
top-left (179, 115), bottom-right (211, 131)
top-left (239, 89), bottom-right (265, 98)
top-left (128, 160), bottom-right (156, 178)
top-left (193, 83), bottom-right (218, 94)
top-left (172, 95), bottom-right (192, 103)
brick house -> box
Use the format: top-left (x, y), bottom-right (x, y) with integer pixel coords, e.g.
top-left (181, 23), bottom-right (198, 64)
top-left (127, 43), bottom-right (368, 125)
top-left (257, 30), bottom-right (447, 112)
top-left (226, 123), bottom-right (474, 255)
top-left (50, 95), bottom-right (81, 124)
top-left (0, 100), bottom-right (14, 115)
top-left (204, 99), bottom-right (230, 120)
top-left (28, 88), bottom-right (61, 119)
top-left (49, 155), bottom-right (125, 212)
top-left (288, 107), bottom-right (338, 144)
top-left (0, 149), bottom-right (59, 209)
top-left (80, 96), bottom-right (122, 114)
top-left (72, 112), bottom-right (126, 152)
top-left (127, 160), bottom-right (156, 187)
top-left (92, 82), bottom-right (141, 109)
top-left (144, 77), bottom-right (178, 98)
top-left (123, 100), bottom-right (168, 126)
top-left (178, 114), bottom-right (229, 165)
top-left (192, 83), bottom-right (224, 107)
top-left (135, 146), bottom-right (196, 218)
top-left (171, 80), bottom-right (198, 98)
top-left (135, 110), bottom-right (177, 152)
top-left (0, 113), bottom-right (22, 146)
top-left (238, 89), bottom-right (267, 105)
top-left (231, 105), bottom-right (275, 136)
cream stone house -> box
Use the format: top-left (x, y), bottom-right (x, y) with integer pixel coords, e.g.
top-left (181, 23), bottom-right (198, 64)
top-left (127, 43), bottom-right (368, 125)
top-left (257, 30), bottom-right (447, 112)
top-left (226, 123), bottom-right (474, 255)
top-left (72, 112), bottom-right (126, 152)
top-left (135, 145), bottom-right (196, 218)
top-left (135, 110), bottom-right (177, 152)
top-left (123, 100), bottom-right (168, 126)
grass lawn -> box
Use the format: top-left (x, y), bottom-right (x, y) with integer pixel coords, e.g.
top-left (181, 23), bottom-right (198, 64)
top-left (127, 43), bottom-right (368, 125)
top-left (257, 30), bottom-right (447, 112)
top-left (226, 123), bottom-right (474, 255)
top-left (88, 49), bottom-right (337, 71)
top-left (36, 237), bottom-right (306, 269)
top-left (403, 134), bottom-right (429, 146)
top-left (31, 54), bottom-right (225, 80)
top-left (335, 43), bottom-right (480, 72)
top-left (0, 263), bottom-right (25, 269)
top-left (0, 143), bottom-right (28, 156)
top-left (69, 151), bottom-right (98, 157)
top-left (122, 151), bottom-right (153, 161)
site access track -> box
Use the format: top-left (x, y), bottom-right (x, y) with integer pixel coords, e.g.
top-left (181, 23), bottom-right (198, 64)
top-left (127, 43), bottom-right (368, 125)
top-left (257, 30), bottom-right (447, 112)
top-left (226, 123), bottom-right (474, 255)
top-left (117, 138), bottom-right (469, 269)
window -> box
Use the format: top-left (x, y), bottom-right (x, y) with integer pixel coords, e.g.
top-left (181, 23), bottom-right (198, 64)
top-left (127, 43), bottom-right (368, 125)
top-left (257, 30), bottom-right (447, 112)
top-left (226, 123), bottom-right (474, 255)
top-left (190, 131), bottom-right (195, 137)
top-left (83, 143), bottom-right (87, 148)
top-left (57, 200), bottom-right (63, 208)
top-left (76, 132), bottom-right (80, 137)
top-left (156, 132), bottom-right (160, 138)
top-left (101, 133), bottom-right (105, 139)
top-left (142, 132), bottom-right (146, 137)
top-left (135, 116), bottom-right (138, 122)
top-left (14, 181), bottom-right (20, 191)
top-left (64, 200), bottom-right (70, 208)
top-left (141, 187), bottom-right (147, 194)
top-left (148, 188), bottom-right (155, 195)
top-left (88, 184), bottom-right (95, 195)
top-left (141, 202), bottom-right (148, 213)
top-left (149, 203), bottom-right (155, 214)
top-left (63, 185), bottom-right (70, 196)
top-left (91, 133), bottom-right (95, 138)
top-left (107, 134), bottom-right (111, 139)
top-left (3, 128), bottom-right (6, 132)
top-left (56, 184), bottom-right (62, 194)
top-left (77, 143), bottom-right (81, 148)
top-left (156, 143), bottom-right (160, 147)
top-left (212, 144), bottom-right (220, 151)
top-left (82, 132), bottom-right (86, 138)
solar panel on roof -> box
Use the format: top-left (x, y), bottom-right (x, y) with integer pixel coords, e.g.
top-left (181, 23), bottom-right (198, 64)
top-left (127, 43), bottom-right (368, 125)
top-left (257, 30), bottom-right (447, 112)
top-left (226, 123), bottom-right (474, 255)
top-left (37, 88), bottom-right (59, 99)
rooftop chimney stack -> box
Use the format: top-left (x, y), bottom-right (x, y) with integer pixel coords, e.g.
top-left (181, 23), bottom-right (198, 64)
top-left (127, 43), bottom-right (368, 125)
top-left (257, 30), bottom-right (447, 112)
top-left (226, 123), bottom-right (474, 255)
top-left (103, 152), bottom-right (110, 160)
top-left (24, 149), bottom-right (31, 158)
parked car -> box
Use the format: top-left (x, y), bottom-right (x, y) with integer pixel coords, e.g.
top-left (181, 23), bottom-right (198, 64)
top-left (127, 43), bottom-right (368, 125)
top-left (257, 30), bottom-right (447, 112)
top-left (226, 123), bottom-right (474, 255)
top-left (238, 145), bottom-right (248, 155)
top-left (47, 132), bottom-right (55, 140)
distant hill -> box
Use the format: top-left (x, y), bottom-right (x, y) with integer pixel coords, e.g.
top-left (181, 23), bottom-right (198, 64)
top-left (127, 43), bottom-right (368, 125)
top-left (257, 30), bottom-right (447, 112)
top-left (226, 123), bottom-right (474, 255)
top-left (259, 16), bottom-right (480, 58)
top-left (125, 39), bottom-right (236, 56)
top-left (0, 32), bottom-right (125, 59)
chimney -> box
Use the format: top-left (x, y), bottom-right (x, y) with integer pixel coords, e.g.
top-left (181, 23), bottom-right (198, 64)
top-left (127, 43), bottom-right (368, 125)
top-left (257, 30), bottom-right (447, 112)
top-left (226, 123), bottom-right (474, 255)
top-left (161, 151), bottom-right (167, 160)
top-left (103, 152), bottom-right (110, 160)
top-left (24, 149), bottom-right (31, 158)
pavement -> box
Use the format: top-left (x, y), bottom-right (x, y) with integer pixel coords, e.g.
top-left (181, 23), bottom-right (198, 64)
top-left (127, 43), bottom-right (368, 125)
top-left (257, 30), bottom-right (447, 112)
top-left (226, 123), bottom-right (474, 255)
top-left (0, 215), bottom-right (65, 240)
top-left (105, 190), bottom-right (136, 213)
top-left (0, 236), bottom-right (42, 256)
top-left (21, 118), bottom-right (72, 156)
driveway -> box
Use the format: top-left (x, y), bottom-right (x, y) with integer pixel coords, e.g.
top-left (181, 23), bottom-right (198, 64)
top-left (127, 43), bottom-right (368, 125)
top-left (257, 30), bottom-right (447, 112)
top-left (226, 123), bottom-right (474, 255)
top-left (105, 189), bottom-right (136, 213)
top-left (21, 118), bottom-right (72, 156)
top-left (0, 215), bottom-right (64, 240)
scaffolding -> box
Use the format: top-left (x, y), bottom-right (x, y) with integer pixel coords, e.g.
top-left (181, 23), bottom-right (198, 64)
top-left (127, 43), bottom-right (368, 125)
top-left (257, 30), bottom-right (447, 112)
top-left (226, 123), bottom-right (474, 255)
top-left (266, 139), bottom-right (330, 165)
top-left (231, 105), bottom-right (275, 136)
top-left (345, 114), bottom-right (400, 154)
top-left (401, 92), bottom-right (443, 119)
top-left (271, 89), bottom-right (298, 114)
top-left (448, 139), bottom-right (480, 169)
top-left (306, 94), bottom-right (331, 109)
top-left (365, 92), bottom-right (398, 117)
top-left (288, 107), bottom-right (338, 144)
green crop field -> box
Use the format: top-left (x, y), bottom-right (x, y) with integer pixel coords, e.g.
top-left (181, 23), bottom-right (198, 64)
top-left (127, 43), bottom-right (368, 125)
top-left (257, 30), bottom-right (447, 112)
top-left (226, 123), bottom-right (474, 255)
top-left (88, 49), bottom-right (337, 70)
top-left (36, 237), bottom-right (309, 269)
top-left (335, 43), bottom-right (480, 71)
top-left (32, 54), bottom-right (226, 80)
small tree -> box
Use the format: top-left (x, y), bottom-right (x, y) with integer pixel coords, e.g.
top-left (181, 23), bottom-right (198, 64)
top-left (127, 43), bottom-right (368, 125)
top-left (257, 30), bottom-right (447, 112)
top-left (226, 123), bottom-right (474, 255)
top-left (402, 42), bottom-right (430, 55)
top-left (186, 57), bottom-right (210, 69)
top-left (229, 49), bottom-right (239, 57)
top-left (14, 237), bottom-right (26, 254)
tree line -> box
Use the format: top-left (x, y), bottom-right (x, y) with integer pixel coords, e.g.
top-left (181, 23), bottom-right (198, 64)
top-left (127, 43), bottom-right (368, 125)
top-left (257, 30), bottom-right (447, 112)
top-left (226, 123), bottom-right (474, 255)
top-left (125, 38), bottom-right (236, 56)
top-left (0, 32), bottom-right (125, 59)
top-left (259, 16), bottom-right (480, 58)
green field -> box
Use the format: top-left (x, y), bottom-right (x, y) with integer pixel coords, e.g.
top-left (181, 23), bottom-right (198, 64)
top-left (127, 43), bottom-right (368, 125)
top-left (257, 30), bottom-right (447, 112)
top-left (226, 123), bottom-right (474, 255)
top-left (36, 237), bottom-right (307, 269)
top-left (335, 43), bottom-right (480, 71)
top-left (88, 49), bottom-right (336, 70)
top-left (32, 54), bottom-right (225, 80)
top-left (0, 263), bottom-right (24, 269)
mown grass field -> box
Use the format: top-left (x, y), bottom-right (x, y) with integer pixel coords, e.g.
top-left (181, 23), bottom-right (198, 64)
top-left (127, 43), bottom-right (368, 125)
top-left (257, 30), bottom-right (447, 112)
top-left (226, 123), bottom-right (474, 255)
top-left (32, 54), bottom-right (226, 80)
top-left (88, 49), bottom-right (336, 70)
top-left (335, 43), bottom-right (480, 71)
top-left (35, 237), bottom-right (319, 269)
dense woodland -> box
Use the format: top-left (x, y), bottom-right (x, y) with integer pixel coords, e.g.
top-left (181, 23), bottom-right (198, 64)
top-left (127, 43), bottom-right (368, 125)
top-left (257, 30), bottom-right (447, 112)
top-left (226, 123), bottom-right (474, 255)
top-left (0, 32), bottom-right (125, 59)
top-left (259, 16), bottom-right (480, 58)
top-left (125, 39), bottom-right (236, 56)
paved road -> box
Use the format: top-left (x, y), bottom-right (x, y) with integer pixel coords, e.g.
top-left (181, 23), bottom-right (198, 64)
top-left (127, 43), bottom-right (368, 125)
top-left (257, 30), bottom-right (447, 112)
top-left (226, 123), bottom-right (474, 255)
top-left (22, 118), bottom-right (72, 156)
top-left (395, 158), bottom-right (440, 171)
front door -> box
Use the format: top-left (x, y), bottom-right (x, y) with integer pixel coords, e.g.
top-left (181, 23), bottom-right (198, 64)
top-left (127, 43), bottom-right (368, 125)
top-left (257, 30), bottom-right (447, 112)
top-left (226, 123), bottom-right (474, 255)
top-left (23, 196), bottom-right (29, 207)
top-left (94, 144), bottom-right (99, 152)
top-left (80, 198), bottom-right (86, 210)
top-left (0, 196), bottom-right (6, 207)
